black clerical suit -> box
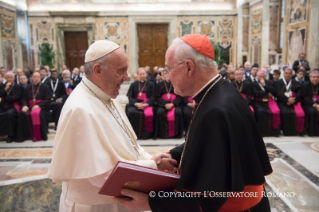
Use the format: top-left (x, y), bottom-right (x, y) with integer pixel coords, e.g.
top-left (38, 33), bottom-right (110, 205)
top-left (0, 83), bottom-right (22, 139)
top-left (16, 83), bottom-right (52, 142)
top-left (301, 82), bottom-right (319, 136)
top-left (46, 78), bottom-right (67, 129)
top-left (149, 75), bottom-right (272, 212)
top-left (126, 81), bottom-right (155, 139)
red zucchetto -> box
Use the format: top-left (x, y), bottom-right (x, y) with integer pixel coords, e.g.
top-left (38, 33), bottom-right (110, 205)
top-left (180, 34), bottom-right (215, 60)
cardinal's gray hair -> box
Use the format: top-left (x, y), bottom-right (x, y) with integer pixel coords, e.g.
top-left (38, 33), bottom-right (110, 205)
top-left (171, 38), bottom-right (217, 71)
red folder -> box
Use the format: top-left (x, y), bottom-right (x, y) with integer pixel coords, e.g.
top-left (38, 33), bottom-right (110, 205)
top-left (98, 161), bottom-right (180, 197)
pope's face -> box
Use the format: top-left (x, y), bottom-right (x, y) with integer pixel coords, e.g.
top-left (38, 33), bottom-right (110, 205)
top-left (101, 48), bottom-right (128, 98)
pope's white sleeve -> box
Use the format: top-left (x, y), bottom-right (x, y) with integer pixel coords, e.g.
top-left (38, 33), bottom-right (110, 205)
top-left (87, 170), bottom-right (112, 188)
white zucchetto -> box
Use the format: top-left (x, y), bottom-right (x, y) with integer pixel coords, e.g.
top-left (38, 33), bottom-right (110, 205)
top-left (84, 40), bottom-right (120, 63)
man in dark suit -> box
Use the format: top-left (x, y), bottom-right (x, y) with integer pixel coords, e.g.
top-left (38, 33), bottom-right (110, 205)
top-left (40, 67), bottom-right (50, 84)
top-left (243, 61), bottom-right (251, 80)
top-left (293, 69), bottom-right (306, 85)
top-left (71, 67), bottom-right (82, 88)
top-left (264, 64), bottom-right (273, 80)
top-left (293, 53), bottom-right (310, 72)
top-left (244, 63), bottom-right (259, 83)
top-left (19, 75), bottom-right (29, 89)
top-left (15, 68), bottom-right (25, 85)
top-left (46, 70), bottom-right (67, 129)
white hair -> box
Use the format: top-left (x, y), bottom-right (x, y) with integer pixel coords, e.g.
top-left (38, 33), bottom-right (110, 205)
top-left (62, 70), bottom-right (71, 75)
top-left (84, 53), bottom-right (113, 76)
top-left (171, 38), bottom-right (217, 71)
top-left (5, 72), bottom-right (14, 77)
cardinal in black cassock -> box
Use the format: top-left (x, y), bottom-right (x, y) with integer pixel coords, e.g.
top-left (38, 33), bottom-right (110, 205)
top-left (252, 70), bottom-right (280, 136)
top-left (301, 71), bottom-right (319, 136)
top-left (16, 72), bottom-right (52, 142)
top-left (182, 97), bottom-right (194, 132)
top-left (113, 34), bottom-right (273, 212)
top-left (126, 68), bottom-right (155, 139)
top-left (46, 70), bottom-right (67, 129)
top-left (154, 72), bottom-right (183, 139)
top-left (0, 73), bottom-right (22, 143)
top-left (274, 68), bottom-right (305, 135)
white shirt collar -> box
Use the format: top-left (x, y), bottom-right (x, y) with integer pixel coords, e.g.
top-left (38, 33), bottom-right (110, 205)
top-left (82, 76), bottom-right (111, 101)
top-left (192, 74), bottom-right (220, 99)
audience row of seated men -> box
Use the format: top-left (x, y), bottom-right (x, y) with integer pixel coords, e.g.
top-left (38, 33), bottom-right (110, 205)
top-left (126, 68), bottom-right (190, 139)
top-left (0, 67), bottom-right (84, 143)
top-left (127, 65), bottom-right (319, 139)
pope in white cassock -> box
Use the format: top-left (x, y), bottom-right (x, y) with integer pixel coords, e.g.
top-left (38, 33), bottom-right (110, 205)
top-left (48, 40), bottom-right (176, 212)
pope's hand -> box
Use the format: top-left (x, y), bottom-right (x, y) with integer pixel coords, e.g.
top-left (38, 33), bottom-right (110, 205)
top-left (157, 158), bottom-right (177, 172)
top-left (112, 189), bottom-right (150, 211)
top-left (151, 152), bottom-right (172, 164)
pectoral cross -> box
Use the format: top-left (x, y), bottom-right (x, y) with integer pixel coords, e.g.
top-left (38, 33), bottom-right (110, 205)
top-left (33, 98), bottom-right (36, 104)
top-left (313, 97), bottom-right (317, 102)
top-left (167, 93), bottom-right (170, 99)
top-left (139, 92), bottom-right (142, 96)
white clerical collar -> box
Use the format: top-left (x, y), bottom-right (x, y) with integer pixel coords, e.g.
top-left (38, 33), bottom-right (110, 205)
top-left (192, 74), bottom-right (220, 98)
top-left (82, 76), bottom-right (111, 101)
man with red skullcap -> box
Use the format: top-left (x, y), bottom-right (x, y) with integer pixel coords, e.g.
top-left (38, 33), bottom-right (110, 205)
top-left (114, 34), bottom-right (272, 211)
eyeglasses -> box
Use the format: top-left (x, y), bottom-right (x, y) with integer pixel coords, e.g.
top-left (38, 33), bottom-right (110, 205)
top-left (165, 61), bottom-right (185, 73)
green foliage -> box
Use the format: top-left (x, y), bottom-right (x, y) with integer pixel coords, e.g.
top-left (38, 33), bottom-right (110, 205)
top-left (210, 40), bottom-right (225, 67)
top-left (38, 43), bottom-right (55, 68)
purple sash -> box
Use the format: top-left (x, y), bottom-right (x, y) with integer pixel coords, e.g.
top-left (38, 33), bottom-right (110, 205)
top-left (28, 100), bottom-right (43, 141)
top-left (291, 93), bottom-right (305, 133)
top-left (161, 93), bottom-right (177, 137)
top-left (137, 93), bottom-right (153, 132)
top-left (268, 97), bottom-right (281, 129)
top-left (241, 93), bottom-right (254, 113)
top-left (187, 97), bottom-right (193, 103)
top-left (13, 102), bottom-right (21, 114)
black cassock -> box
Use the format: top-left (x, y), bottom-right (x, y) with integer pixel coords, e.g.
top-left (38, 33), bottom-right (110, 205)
top-left (252, 80), bottom-right (280, 136)
top-left (126, 81), bottom-right (155, 139)
top-left (231, 81), bottom-right (252, 105)
top-left (149, 76), bottom-right (272, 212)
top-left (274, 79), bottom-right (305, 135)
top-left (0, 83), bottom-right (22, 139)
top-left (16, 83), bottom-right (52, 142)
top-left (301, 82), bottom-right (319, 136)
top-left (182, 97), bottom-right (193, 132)
top-left (154, 81), bottom-right (183, 139)
top-left (46, 79), bottom-right (67, 129)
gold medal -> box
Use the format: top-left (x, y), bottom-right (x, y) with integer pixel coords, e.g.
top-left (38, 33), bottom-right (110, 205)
top-left (33, 98), bottom-right (36, 104)
top-left (167, 94), bottom-right (170, 99)
top-left (51, 98), bottom-right (54, 101)
top-left (139, 92), bottom-right (142, 96)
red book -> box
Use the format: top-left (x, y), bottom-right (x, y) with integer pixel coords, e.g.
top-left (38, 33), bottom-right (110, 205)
top-left (98, 161), bottom-right (180, 197)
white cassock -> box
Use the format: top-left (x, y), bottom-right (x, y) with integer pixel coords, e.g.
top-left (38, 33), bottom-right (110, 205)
top-left (48, 76), bottom-right (157, 212)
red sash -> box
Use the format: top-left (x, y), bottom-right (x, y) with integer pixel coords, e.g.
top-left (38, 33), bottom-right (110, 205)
top-left (13, 102), bottom-right (21, 114)
top-left (219, 185), bottom-right (264, 212)
top-left (28, 100), bottom-right (43, 141)
top-left (161, 93), bottom-right (177, 137)
top-left (241, 93), bottom-right (254, 113)
top-left (137, 93), bottom-right (153, 133)
top-left (291, 93), bottom-right (305, 133)
top-left (268, 97), bottom-right (281, 129)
